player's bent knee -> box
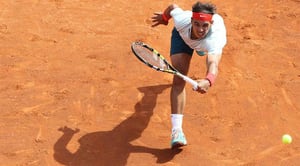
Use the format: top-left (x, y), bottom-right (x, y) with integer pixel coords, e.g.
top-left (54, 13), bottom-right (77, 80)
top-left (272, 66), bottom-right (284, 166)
top-left (172, 77), bottom-right (186, 88)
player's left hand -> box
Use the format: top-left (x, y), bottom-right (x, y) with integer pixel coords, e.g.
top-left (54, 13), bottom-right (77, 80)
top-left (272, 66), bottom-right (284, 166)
top-left (194, 79), bottom-right (210, 94)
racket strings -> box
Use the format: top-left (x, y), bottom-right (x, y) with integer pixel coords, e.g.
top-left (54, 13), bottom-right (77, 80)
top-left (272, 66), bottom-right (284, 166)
top-left (133, 44), bottom-right (168, 70)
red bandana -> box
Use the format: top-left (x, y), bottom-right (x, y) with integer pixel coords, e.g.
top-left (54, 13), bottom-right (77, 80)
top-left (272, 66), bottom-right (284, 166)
top-left (192, 12), bottom-right (213, 22)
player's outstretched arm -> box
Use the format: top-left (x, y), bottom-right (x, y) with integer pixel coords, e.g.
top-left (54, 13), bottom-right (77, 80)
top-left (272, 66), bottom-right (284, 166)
top-left (195, 53), bottom-right (222, 94)
top-left (151, 4), bottom-right (178, 27)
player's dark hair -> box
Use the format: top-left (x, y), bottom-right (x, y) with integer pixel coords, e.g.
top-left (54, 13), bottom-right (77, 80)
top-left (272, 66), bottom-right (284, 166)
top-left (192, 1), bottom-right (216, 14)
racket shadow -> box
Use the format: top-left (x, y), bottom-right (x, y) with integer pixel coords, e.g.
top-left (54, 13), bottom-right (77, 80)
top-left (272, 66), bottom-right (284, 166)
top-left (53, 84), bottom-right (181, 166)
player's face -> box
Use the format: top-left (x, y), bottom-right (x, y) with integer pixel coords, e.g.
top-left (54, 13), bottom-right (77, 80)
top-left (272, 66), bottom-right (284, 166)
top-left (191, 19), bottom-right (212, 39)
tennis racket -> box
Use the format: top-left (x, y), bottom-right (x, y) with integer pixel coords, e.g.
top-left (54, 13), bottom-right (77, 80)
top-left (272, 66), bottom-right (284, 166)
top-left (131, 41), bottom-right (198, 90)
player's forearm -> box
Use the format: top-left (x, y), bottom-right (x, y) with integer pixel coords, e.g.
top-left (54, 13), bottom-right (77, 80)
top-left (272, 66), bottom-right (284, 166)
top-left (205, 54), bottom-right (222, 86)
top-left (206, 54), bottom-right (222, 75)
top-left (163, 4), bottom-right (178, 19)
top-left (204, 61), bottom-right (218, 87)
top-left (207, 61), bottom-right (218, 76)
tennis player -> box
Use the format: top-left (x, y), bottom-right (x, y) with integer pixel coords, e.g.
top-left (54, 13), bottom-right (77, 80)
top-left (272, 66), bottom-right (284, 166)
top-left (152, 1), bottom-right (227, 148)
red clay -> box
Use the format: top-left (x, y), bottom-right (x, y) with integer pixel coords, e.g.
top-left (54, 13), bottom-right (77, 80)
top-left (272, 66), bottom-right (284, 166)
top-left (0, 0), bottom-right (299, 165)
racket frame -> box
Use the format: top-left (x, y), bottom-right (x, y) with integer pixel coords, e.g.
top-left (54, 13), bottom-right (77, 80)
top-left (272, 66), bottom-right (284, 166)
top-left (131, 42), bottom-right (199, 90)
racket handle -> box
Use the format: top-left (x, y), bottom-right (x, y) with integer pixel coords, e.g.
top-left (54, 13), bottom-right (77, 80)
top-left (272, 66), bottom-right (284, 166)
top-left (178, 73), bottom-right (199, 90)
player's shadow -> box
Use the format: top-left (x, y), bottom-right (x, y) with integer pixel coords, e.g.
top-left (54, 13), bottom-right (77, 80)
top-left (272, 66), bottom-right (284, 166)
top-left (53, 84), bottom-right (182, 166)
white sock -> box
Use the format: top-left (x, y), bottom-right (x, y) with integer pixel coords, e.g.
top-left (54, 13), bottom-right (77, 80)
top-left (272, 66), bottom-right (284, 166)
top-left (171, 114), bottom-right (183, 132)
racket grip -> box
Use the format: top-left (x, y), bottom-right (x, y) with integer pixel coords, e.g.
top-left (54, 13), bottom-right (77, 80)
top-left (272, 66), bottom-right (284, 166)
top-left (180, 75), bottom-right (199, 90)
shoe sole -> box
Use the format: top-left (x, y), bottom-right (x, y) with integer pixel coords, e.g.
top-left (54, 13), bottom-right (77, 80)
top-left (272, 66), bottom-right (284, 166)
top-left (171, 142), bottom-right (187, 149)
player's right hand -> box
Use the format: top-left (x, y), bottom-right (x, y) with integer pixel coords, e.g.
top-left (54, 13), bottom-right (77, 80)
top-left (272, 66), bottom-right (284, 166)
top-left (151, 12), bottom-right (168, 27)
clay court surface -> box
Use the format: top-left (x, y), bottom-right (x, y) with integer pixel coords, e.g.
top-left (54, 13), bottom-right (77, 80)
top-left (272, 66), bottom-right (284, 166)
top-left (0, 0), bottom-right (299, 165)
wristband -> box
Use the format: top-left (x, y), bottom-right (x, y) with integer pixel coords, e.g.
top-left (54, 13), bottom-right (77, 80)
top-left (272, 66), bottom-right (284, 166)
top-left (162, 13), bottom-right (171, 22)
top-left (206, 73), bottom-right (216, 86)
